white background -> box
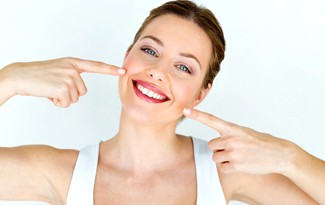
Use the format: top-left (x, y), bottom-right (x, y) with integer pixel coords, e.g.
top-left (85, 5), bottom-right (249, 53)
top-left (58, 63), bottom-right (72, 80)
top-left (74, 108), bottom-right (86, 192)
top-left (0, 0), bottom-right (324, 204)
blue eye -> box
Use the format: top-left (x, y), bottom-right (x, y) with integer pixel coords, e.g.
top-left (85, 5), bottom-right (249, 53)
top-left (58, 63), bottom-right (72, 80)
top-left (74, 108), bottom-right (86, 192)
top-left (178, 64), bottom-right (191, 74)
top-left (141, 47), bottom-right (158, 57)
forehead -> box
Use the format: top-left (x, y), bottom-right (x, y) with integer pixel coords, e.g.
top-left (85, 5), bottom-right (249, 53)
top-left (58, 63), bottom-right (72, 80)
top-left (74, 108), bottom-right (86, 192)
top-left (139, 14), bottom-right (212, 71)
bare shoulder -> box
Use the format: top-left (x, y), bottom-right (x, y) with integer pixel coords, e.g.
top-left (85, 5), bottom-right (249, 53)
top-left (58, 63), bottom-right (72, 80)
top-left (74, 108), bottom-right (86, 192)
top-left (21, 144), bottom-right (78, 165)
top-left (0, 145), bottom-right (79, 204)
top-left (218, 168), bottom-right (317, 205)
top-left (6, 144), bottom-right (79, 172)
top-left (20, 145), bottom-right (79, 192)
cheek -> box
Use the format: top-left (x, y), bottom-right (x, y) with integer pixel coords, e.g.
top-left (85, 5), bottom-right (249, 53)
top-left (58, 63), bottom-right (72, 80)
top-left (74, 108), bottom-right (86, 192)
top-left (122, 51), bottom-right (152, 74)
top-left (172, 80), bottom-right (201, 106)
top-left (119, 55), bottom-right (137, 96)
top-left (122, 55), bottom-right (140, 73)
top-left (119, 53), bottom-right (147, 98)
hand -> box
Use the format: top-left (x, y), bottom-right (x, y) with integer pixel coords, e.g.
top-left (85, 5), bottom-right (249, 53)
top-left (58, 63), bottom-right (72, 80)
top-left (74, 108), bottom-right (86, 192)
top-left (183, 108), bottom-right (299, 175)
top-left (0, 57), bottom-right (125, 107)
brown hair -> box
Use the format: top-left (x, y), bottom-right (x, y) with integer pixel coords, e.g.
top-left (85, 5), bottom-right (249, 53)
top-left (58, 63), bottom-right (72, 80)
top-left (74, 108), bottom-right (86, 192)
top-left (128, 0), bottom-right (226, 88)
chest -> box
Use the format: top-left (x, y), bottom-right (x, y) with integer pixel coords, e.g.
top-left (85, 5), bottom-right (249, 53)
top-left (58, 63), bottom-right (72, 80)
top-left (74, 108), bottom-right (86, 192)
top-left (94, 162), bottom-right (197, 205)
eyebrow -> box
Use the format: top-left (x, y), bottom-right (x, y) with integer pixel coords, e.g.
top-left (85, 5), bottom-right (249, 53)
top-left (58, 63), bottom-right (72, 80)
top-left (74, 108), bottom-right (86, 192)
top-left (140, 35), bottom-right (202, 69)
top-left (140, 35), bottom-right (163, 46)
top-left (179, 53), bottom-right (202, 70)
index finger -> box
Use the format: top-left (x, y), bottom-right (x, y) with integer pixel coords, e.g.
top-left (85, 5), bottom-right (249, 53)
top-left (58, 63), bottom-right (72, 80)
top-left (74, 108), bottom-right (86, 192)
top-left (183, 108), bottom-right (231, 134)
top-left (69, 58), bottom-right (125, 76)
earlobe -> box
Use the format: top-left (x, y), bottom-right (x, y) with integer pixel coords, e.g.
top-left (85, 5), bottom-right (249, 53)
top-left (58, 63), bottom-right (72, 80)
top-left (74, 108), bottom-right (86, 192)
top-left (193, 83), bottom-right (211, 107)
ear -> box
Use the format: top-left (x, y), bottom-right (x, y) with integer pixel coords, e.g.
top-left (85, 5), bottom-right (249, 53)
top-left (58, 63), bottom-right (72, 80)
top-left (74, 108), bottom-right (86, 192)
top-left (192, 83), bottom-right (211, 107)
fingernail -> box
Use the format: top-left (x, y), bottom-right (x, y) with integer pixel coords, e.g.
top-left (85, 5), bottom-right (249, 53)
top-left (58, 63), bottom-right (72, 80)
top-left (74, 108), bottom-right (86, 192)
top-left (183, 108), bottom-right (191, 116)
top-left (117, 68), bottom-right (126, 75)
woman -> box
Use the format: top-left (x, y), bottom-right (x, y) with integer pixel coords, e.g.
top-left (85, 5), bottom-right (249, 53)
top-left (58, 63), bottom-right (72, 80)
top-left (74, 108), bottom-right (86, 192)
top-left (0, 1), bottom-right (324, 204)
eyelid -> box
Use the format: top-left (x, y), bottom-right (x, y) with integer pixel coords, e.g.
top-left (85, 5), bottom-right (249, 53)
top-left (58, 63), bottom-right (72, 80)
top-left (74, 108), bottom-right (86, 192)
top-left (140, 45), bottom-right (159, 57)
top-left (139, 38), bottom-right (162, 54)
top-left (176, 63), bottom-right (192, 74)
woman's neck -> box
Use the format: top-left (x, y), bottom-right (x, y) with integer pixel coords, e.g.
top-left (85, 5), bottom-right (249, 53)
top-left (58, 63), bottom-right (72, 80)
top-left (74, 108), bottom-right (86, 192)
top-left (102, 110), bottom-right (187, 176)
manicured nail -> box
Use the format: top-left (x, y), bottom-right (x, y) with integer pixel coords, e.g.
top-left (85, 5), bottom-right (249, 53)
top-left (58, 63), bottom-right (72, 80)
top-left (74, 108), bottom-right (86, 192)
top-left (117, 68), bottom-right (126, 75)
top-left (183, 108), bottom-right (191, 116)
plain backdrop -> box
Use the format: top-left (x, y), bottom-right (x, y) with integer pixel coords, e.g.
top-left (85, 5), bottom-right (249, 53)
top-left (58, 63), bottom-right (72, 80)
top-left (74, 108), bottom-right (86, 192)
top-left (0, 0), bottom-right (324, 204)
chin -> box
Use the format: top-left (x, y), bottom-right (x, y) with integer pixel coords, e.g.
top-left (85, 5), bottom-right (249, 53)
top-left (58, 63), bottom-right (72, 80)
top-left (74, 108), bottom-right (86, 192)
top-left (121, 102), bottom-right (182, 126)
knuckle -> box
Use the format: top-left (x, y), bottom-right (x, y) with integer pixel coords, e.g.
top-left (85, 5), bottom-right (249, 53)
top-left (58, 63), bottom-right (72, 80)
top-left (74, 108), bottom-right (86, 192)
top-left (61, 99), bottom-right (71, 108)
top-left (62, 57), bottom-right (76, 62)
top-left (212, 153), bottom-right (218, 162)
top-left (213, 152), bottom-right (223, 163)
top-left (58, 57), bottom-right (73, 66)
top-left (55, 101), bottom-right (70, 108)
top-left (66, 67), bottom-right (79, 77)
top-left (79, 87), bottom-right (87, 96)
top-left (208, 140), bottom-right (215, 149)
top-left (71, 94), bottom-right (79, 103)
top-left (225, 136), bottom-right (236, 146)
top-left (221, 162), bottom-right (234, 173)
top-left (72, 97), bottom-right (79, 103)
top-left (55, 85), bottom-right (70, 97)
top-left (64, 77), bottom-right (74, 85)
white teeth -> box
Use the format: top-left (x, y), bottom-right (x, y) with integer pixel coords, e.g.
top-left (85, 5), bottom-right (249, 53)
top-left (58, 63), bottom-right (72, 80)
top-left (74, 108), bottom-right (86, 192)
top-left (136, 83), bottom-right (166, 100)
top-left (142, 87), bottom-right (149, 95)
top-left (147, 90), bottom-right (154, 98)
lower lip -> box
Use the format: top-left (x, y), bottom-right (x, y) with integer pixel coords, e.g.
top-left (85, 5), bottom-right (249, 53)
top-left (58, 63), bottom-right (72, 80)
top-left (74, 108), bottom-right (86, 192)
top-left (133, 82), bottom-right (167, 103)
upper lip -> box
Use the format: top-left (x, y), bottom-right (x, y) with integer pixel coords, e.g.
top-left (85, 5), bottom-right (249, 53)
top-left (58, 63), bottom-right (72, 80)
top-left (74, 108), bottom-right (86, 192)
top-left (132, 79), bottom-right (170, 101)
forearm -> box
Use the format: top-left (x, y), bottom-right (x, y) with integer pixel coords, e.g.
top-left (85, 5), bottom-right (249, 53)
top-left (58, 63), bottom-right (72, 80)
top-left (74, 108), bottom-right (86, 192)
top-left (283, 144), bottom-right (325, 204)
top-left (0, 64), bottom-right (16, 106)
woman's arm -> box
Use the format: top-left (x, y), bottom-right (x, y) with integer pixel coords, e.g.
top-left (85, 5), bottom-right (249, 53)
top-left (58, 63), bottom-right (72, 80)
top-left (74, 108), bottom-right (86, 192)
top-left (0, 57), bottom-right (125, 107)
top-left (0, 57), bottom-right (125, 202)
top-left (0, 145), bottom-right (78, 204)
top-left (0, 63), bottom-right (16, 105)
top-left (184, 108), bottom-right (324, 204)
top-left (283, 144), bottom-right (325, 204)
top-left (219, 171), bottom-right (317, 205)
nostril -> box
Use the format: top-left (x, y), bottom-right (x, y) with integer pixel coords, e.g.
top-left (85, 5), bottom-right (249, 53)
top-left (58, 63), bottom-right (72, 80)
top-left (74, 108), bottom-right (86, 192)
top-left (147, 71), bottom-right (166, 82)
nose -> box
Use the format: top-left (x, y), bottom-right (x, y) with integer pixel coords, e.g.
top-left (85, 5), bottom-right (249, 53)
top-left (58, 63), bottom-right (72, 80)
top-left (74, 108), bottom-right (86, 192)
top-left (146, 67), bottom-right (168, 82)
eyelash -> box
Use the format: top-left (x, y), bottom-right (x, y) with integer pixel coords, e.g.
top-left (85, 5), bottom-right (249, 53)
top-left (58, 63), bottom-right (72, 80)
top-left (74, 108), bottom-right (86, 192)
top-left (141, 47), bottom-right (158, 57)
top-left (140, 47), bottom-right (192, 74)
top-left (177, 64), bottom-right (191, 74)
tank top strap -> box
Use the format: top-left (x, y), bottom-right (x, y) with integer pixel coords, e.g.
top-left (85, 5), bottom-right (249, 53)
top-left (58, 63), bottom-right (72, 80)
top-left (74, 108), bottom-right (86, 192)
top-left (66, 142), bottom-right (100, 205)
top-left (192, 137), bottom-right (226, 205)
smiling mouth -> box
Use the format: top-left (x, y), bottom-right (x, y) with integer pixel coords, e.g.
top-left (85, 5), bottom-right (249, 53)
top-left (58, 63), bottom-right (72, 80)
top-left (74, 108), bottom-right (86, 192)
top-left (132, 80), bottom-right (170, 103)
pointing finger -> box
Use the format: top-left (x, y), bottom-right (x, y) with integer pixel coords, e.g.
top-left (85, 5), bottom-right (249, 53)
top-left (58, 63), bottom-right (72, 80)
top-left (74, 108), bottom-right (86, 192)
top-left (183, 108), bottom-right (232, 134)
top-left (67, 57), bottom-right (126, 76)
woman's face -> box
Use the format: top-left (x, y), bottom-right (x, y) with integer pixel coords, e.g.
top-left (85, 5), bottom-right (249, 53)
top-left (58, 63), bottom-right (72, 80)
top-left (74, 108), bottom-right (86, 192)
top-left (119, 14), bottom-right (212, 124)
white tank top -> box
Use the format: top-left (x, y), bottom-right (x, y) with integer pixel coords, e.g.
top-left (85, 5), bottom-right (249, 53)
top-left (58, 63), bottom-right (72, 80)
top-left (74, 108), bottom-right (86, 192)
top-left (66, 137), bottom-right (226, 205)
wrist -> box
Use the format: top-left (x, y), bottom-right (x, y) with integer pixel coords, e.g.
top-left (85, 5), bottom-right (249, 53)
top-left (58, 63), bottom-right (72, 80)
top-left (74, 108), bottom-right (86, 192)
top-left (0, 63), bottom-right (19, 105)
top-left (280, 141), bottom-right (307, 177)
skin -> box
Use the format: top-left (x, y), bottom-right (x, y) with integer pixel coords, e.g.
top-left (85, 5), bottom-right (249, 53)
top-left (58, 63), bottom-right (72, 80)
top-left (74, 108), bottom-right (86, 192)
top-left (184, 109), bottom-right (324, 204)
top-left (0, 57), bottom-right (125, 107)
top-left (0, 14), bottom-right (324, 205)
top-left (95, 14), bottom-right (211, 204)
top-left (0, 57), bottom-right (125, 204)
